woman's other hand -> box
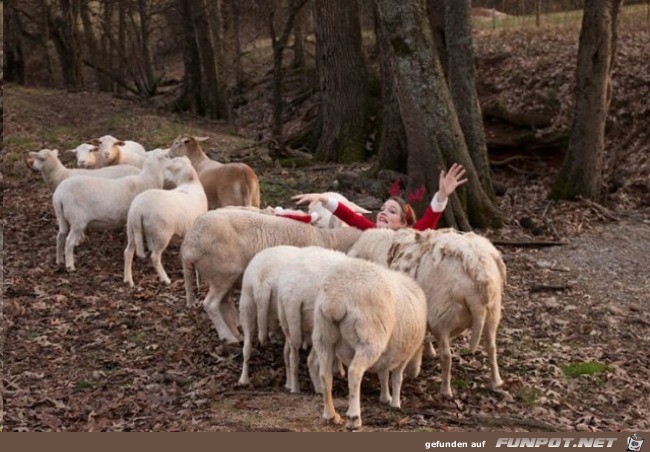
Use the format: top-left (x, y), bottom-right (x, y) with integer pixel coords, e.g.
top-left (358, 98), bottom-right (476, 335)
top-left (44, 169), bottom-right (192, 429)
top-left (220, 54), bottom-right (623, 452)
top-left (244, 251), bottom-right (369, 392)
top-left (292, 193), bottom-right (329, 210)
top-left (438, 163), bottom-right (468, 202)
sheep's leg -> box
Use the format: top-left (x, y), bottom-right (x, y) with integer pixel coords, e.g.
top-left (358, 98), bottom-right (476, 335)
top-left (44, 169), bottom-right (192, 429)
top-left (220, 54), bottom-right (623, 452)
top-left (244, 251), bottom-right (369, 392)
top-left (203, 281), bottom-right (241, 344)
top-left (64, 226), bottom-right (85, 271)
top-left (378, 370), bottom-right (391, 404)
top-left (438, 335), bottom-right (453, 398)
top-left (485, 309), bottom-right (503, 389)
top-left (151, 248), bottom-right (171, 285)
top-left (390, 365), bottom-right (407, 408)
top-left (56, 221), bottom-right (69, 266)
top-left (314, 315), bottom-right (342, 425)
top-left (220, 290), bottom-right (241, 340)
top-left (238, 291), bottom-right (256, 386)
top-left (345, 352), bottom-right (378, 430)
top-left (238, 332), bottom-right (254, 386)
top-left (317, 345), bottom-right (340, 425)
top-left (124, 240), bottom-right (137, 287)
top-left (405, 345), bottom-right (424, 379)
top-left (307, 348), bottom-right (322, 394)
top-left (283, 340), bottom-right (292, 391)
top-left (289, 342), bottom-right (301, 394)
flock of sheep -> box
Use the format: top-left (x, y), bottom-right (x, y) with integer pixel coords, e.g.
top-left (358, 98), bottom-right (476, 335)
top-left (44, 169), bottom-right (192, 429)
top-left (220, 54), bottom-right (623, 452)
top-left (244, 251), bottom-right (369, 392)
top-left (26, 134), bottom-right (507, 430)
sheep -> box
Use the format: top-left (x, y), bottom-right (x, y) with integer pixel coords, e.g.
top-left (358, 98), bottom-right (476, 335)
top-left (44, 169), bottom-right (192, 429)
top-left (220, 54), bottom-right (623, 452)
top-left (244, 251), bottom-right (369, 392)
top-left (347, 227), bottom-right (506, 398)
top-left (67, 143), bottom-right (106, 169)
top-left (124, 156), bottom-right (208, 287)
top-left (25, 148), bottom-right (140, 192)
top-left (181, 208), bottom-right (363, 344)
top-left (167, 135), bottom-right (260, 209)
top-left (274, 247), bottom-right (350, 394)
top-left (237, 245), bottom-right (308, 388)
top-left (92, 135), bottom-right (148, 168)
top-left (52, 149), bottom-right (169, 271)
top-left (312, 257), bottom-right (427, 430)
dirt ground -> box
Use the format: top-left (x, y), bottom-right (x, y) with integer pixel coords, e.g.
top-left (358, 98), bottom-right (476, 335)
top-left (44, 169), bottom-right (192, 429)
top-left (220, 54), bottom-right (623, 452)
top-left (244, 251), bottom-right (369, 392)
top-left (2, 68), bottom-right (649, 431)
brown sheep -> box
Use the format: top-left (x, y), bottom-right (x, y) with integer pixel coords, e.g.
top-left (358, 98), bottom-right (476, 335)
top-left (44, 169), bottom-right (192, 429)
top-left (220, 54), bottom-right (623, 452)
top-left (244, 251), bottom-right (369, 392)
top-left (168, 136), bottom-right (260, 209)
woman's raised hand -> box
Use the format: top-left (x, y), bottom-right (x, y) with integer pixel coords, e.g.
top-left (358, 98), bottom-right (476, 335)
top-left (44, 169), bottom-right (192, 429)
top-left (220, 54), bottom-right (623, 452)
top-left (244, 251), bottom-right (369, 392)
top-left (438, 163), bottom-right (468, 201)
top-left (292, 193), bottom-right (329, 210)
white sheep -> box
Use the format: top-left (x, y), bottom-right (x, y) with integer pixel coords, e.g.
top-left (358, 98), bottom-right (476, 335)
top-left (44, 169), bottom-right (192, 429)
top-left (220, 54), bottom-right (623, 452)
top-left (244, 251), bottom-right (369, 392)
top-left (312, 257), bottom-right (427, 430)
top-left (274, 247), bottom-right (350, 394)
top-left (52, 149), bottom-right (169, 271)
top-left (124, 156), bottom-right (208, 287)
top-left (168, 135), bottom-right (260, 209)
top-left (92, 135), bottom-right (147, 168)
top-left (181, 208), bottom-right (363, 344)
top-left (348, 228), bottom-right (506, 397)
top-left (26, 148), bottom-right (140, 192)
top-left (67, 143), bottom-right (106, 168)
top-left (237, 245), bottom-right (307, 388)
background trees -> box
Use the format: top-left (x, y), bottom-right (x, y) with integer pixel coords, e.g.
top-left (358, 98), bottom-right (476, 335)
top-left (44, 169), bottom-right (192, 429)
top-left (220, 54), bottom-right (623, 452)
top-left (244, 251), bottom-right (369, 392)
top-left (4, 0), bottom-right (639, 228)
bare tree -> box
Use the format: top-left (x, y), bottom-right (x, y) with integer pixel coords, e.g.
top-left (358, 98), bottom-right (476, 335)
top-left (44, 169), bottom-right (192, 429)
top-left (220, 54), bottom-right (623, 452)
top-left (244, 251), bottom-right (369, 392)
top-left (550, 0), bottom-right (623, 201)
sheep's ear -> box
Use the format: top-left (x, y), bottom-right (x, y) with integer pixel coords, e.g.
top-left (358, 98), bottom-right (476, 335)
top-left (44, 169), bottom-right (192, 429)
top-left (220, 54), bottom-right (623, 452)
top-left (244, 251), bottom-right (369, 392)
top-left (66, 148), bottom-right (77, 153)
top-left (115, 140), bottom-right (126, 147)
top-left (195, 136), bottom-right (210, 142)
top-left (88, 138), bottom-right (101, 145)
top-left (51, 149), bottom-right (60, 157)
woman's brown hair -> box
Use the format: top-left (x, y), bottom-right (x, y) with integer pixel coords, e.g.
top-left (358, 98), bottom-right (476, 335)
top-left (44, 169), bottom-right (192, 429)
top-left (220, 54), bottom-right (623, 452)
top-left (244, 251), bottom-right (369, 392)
top-left (387, 196), bottom-right (418, 227)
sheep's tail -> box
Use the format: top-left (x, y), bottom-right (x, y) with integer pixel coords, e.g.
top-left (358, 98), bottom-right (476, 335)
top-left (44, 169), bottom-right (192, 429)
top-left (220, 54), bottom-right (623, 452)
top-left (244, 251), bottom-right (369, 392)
top-left (257, 285), bottom-right (273, 345)
top-left (127, 211), bottom-right (147, 259)
top-left (468, 253), bottom-right (506, 353)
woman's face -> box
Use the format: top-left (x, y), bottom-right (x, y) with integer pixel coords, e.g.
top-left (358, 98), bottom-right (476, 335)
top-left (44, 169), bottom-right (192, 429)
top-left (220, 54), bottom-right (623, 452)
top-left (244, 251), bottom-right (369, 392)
top-left (376, 199), bottom-right (406, 230)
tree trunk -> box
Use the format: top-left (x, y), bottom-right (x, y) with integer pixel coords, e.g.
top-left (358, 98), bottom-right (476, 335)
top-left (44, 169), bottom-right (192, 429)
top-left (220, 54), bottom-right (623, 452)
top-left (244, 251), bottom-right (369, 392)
top-left (176, 0), bottom-right (204, 114)
top-left (79, 0), bottom-right (111, 90)
top-left (50, 0), bottom-right (84, 90)
top-left (374, 0), bottom-right (503, 229)
top-left (315, 0), bottom-right (368, 162)
top-left (191, 0), bottom-right (229, 119)
top-left (426, 0), bottom-right (448, 79)
top-left (137, 0), bottom-right (157, 95)
top-left (269, 0), bottom-right (309, 142)
top-left (292, 7), bottom-right (307, 69)
top-left (374, 7), bottom-right (407, 174)
top-left (445, 0), bottom-right (495, 199)
top-left (4, 6), bottom-right (26, 84)
top-left (550, 0), bottom-right (623, 201)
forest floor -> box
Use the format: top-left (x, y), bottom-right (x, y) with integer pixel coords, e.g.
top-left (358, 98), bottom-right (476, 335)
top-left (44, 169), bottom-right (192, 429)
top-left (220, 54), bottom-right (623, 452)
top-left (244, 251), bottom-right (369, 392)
top-left (2, 22), bottom-right (649, 432)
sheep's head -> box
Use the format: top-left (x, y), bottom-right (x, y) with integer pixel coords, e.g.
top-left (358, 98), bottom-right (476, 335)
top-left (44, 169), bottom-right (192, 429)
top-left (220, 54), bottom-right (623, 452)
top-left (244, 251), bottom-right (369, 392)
top-left (164, 156), bottom-right (195, 185)
top-left (26, 149), bottom-right (59, 171)
top-left (92, 135), bottom-right (124, 160)
top-left (69, 143), bottom-right (101, 168)
top-left (168, 135), bottom-right (209, 158)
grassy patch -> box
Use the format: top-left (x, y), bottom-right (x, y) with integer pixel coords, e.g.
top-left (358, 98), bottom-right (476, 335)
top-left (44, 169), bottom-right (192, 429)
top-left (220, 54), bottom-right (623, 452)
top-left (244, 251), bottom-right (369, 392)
top-left (75, 380), bottom-right (94, 390)
top-left (561, 361), bottom-right (609, 378)
top-left (515, 387), bottom-right (544, 406)
top-left (451, 378), bottom-right (472, 389)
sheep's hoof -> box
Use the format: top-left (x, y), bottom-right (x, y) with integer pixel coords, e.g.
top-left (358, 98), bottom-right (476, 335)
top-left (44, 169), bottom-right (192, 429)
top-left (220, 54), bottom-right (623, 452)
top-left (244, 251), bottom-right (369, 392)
top-left (345, 416), bottom-right (362, 430)
top-left (440, 389), bottom-right (454, 399)
top-left (237, 378), bottom-right (250, 387)
top-left (491, 378), bottom-right (504, 389)
top-left (323, 413), bottom-right (342, 425)
top-left (379, 395), bottom-right (391, 404)
top-left (66, 266), bottom-right (76, 272)
top-left (290, 387), bottom-right (301, 394)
